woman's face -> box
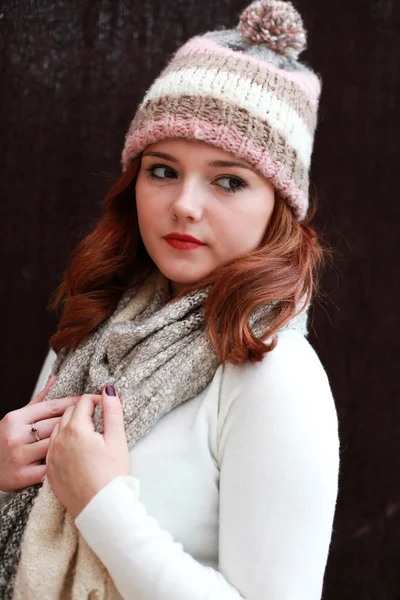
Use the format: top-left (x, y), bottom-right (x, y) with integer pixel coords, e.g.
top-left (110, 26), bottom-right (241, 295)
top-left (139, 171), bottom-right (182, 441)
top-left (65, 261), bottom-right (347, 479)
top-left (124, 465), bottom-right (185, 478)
top-left (135, 138), bottom-right (275, 294)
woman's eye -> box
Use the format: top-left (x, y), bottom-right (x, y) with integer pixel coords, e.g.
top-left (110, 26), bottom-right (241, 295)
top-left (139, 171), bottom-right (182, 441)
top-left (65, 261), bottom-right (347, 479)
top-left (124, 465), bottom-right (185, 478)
top-left (145, 165), bottom-right (246, 194)
top-left (216, 176), bottom-right (247, 194)
top-left (145, 165), bottom-right (176, 180)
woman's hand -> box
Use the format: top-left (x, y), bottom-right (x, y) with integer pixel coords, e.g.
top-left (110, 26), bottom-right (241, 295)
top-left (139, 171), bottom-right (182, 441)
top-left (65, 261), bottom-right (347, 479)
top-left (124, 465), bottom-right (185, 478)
top-left (0, 376), bottom-right (81, 492)
top-left (46, 385), bottom-right (130, 519)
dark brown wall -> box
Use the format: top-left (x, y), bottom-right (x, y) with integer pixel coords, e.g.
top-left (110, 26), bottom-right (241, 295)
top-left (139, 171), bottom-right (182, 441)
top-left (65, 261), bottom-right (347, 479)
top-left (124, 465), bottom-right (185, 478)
top-left (1, 1), bottom-right (399, 597)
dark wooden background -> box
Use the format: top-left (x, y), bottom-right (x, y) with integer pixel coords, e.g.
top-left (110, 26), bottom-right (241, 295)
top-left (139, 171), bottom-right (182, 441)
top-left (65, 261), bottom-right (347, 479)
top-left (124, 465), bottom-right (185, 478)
top-left (1, 0), bottom-right (399, 597)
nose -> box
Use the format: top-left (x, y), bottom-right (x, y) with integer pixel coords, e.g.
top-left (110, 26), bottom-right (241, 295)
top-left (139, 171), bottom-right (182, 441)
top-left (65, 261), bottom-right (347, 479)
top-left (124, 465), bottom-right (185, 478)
top-left (171, 179), bottom-right (204, 222)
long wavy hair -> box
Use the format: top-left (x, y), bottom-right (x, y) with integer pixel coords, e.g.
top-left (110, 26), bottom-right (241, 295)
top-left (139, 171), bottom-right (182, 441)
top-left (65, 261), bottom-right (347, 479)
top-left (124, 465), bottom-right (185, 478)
top-left (49, 152), bottom-right (331, 365)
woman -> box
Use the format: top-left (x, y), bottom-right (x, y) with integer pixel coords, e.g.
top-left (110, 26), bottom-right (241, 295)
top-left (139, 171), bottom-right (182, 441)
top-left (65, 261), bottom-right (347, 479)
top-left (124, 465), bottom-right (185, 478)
top-left (0, 1), bottom-right (340, 599)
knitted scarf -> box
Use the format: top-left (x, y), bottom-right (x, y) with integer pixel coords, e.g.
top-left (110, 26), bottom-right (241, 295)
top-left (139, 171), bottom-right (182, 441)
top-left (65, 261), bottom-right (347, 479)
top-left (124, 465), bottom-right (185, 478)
top-left (0, 267), bottom-right (309, 600)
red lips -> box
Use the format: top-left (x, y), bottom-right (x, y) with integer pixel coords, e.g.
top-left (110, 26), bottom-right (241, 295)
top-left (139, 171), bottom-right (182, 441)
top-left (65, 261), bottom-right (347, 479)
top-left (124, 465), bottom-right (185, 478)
top-left (164, 232), bottom-right (206, 251)
top-left (164, 232), bottom-right (205, 244)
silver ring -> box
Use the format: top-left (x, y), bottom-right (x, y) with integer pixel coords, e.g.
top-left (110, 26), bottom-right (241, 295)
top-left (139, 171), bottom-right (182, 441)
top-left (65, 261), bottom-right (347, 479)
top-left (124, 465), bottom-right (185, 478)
top-left (30, 423), bottom-right (40, 442)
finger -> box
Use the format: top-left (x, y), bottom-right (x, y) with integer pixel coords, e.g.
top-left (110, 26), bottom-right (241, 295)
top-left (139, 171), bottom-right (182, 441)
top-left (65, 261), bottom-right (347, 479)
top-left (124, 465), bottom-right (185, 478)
top-left (24, 417), bottom-right (61, 445)
top-left (47, 422), bottom-right (60, 465)
top-left (68, 394), bottom-right (102, 428)
top-left (28, 376), bottom-right (58, 405)
top-left (102, 386), bottom-right (126, 443)
top-left (17, 463), bottom-right (47, 488)
top-left (59, 405), bottom-right (75, 429)
top-left (49, 422), bottom-right (59, 448)
top-left (24, 437), bottom-right (51, 463)
top-left (23, 396), bottom-right (81, 424)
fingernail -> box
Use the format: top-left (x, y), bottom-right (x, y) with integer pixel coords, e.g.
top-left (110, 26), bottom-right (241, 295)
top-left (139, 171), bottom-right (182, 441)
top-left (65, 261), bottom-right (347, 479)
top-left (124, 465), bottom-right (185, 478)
top-left (105, 385), bottom-right (116, 397)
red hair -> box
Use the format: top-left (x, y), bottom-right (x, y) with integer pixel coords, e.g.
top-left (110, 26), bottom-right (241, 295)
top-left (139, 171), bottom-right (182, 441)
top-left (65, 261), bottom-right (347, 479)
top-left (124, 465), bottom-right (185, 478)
top-left (49, 154), bottom-right (331, 365)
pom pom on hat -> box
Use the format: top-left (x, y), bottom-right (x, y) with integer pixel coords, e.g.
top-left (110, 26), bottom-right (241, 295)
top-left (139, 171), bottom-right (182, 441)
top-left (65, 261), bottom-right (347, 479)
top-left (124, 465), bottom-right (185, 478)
top-left (238, 0), bottom-right (307, 60)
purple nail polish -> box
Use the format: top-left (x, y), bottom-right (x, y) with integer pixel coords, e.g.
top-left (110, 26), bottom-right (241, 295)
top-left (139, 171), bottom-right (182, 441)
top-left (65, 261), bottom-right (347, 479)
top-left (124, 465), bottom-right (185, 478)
top-left (105, 385), bottom-right (116, 396)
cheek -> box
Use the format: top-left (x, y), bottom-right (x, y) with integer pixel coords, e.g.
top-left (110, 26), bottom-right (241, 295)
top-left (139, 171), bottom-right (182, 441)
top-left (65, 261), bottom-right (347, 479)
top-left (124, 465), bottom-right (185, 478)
top-left (215, 202), bottom-right (273, 256)
top-left (135, 188), bottom-right (159, 233)
top-left (135, 199), bottom-right (148, 229)
top-left (135, 200), bottom-right (146, 237)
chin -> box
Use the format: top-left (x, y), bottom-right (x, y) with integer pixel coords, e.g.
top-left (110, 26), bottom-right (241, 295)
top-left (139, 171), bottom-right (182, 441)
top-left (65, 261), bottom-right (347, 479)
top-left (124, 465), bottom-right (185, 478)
top-left (154, 257), bottom-right (212, 286)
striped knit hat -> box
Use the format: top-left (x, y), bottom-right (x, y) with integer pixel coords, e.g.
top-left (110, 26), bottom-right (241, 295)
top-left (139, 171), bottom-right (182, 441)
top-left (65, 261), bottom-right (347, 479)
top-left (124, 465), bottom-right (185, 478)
top-left (121, 0), bottom-right (322, 222)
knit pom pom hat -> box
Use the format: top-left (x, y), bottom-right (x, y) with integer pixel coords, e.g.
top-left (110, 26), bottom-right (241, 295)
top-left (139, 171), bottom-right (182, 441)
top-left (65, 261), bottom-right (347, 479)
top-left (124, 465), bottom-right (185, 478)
top-left (121, 0), bottom-right (322, 222)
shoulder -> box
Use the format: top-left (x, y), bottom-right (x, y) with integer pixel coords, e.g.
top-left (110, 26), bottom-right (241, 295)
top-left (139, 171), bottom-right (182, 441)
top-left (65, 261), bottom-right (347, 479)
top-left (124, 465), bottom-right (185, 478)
top-left (217, 329), bottom-right (339, 456)
top-left (236, 329), bottom-right (331, 383)
top-left (222, 329), bottom-right (335, 401)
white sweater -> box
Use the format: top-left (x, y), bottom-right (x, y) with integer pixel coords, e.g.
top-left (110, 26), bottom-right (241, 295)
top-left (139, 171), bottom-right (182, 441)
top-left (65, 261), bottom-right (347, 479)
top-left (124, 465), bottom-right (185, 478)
top-left (3, 329), bottom-right (340, 600)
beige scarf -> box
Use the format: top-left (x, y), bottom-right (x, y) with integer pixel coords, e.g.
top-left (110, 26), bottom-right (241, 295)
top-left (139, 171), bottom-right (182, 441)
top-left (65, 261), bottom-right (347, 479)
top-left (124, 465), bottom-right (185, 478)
top-left (12, 268), bottom-right (221, 600)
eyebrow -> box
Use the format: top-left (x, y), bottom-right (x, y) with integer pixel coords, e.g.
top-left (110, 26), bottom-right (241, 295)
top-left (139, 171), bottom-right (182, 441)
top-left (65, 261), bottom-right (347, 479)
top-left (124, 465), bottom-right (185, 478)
top-left (141, 151), bottom-right (257, 173)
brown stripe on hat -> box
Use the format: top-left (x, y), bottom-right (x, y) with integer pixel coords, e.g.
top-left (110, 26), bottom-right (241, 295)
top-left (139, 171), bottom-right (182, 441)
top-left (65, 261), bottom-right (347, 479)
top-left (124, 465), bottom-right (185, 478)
top-left (157, 50), bottom-right (317, 134)
top-left (128, 94), bottom-right (308, 193)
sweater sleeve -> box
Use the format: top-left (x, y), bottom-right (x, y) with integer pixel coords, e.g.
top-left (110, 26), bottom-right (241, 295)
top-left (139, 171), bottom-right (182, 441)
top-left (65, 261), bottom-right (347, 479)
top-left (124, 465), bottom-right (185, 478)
top-left (75, 475), bottom-right (244, 599)
top-left (217, 329), bottom-right (340, 600)
top-left (75, 329), bottom-right (339, 600)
